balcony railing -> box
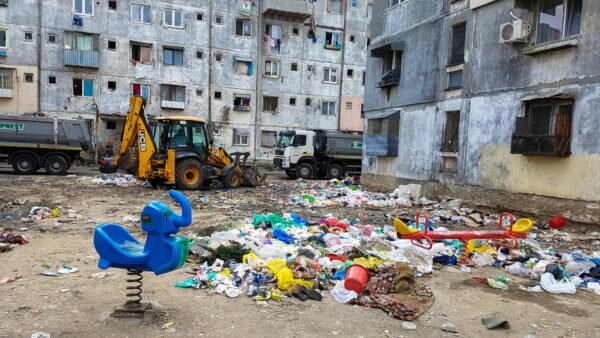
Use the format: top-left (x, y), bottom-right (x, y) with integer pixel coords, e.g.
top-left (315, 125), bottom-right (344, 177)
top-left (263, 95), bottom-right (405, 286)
top-left (64, 49), bottom-right (99, 68)
top-left (510, 135), bottom-right (571, 157)
top-left (161, 100), bottom-right (185, 109)
top-left (377, 69), bottom-right (401, 88)
top-left (0, 88), bottom-right (12, 98)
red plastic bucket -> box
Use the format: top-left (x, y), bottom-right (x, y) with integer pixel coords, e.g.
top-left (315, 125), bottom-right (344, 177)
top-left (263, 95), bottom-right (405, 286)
top-left (344, 264), bottom-right (369, 294)
top-left (549, 215), bottom-right (566, 229)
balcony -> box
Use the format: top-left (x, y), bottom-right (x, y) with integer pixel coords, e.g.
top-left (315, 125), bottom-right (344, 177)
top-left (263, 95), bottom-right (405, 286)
top-left (262, 0), bottom-right (311, 22)
top-left (161, 100), bottom-right (185, 109)
top-left (511, 135), bottom-right (571, 157)
top-left (64, 49), bottom-right (99, 68)
top-left (0, 88), bottom-right (12, 98)
top-left (377, 69), bottom-right (401, 88)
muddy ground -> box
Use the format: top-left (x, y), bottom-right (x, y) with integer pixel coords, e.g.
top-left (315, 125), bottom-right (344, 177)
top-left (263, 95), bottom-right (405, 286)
top-left (1, 164), bottom-right (599, 338)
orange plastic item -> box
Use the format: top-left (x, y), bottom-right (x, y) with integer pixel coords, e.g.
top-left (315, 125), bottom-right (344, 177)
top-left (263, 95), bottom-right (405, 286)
top-left (344, 264), bottom-right (369, 294)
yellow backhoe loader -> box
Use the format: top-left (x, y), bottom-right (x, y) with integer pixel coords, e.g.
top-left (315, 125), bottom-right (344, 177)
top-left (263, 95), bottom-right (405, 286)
top-left (99, 96), bottom-right (264, 189)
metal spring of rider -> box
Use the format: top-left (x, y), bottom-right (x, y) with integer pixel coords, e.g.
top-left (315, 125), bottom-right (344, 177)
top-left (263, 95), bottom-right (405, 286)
top-left (125, 269), bottom-right (143, 308)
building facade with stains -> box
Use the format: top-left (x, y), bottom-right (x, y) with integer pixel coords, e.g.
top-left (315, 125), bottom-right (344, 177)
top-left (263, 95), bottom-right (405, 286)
top-left (363, 0), bottom-right (600, 223)
top-left (0, 0), bottom-right (370, 159)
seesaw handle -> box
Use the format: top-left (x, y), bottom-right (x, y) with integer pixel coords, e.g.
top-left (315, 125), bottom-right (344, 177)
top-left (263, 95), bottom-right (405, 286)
top-left (169, 190), bottom-right (192, 228)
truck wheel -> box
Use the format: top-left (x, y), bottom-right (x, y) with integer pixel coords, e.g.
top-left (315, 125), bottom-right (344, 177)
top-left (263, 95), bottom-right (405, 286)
top-left (12, 154), bottom-right (38, 175)
top-left (327, 164), bottom-right (344, 179)
top-left (297, 163), bottom-right (313, 179)
top-left (285, 170), bottom-right (297, 179)
top-left (44, 155), bottom-right (69, 175)
top-left (224, 170), bottom-right (242, 188)
top-left (176, 159), bottom-right (205, 190)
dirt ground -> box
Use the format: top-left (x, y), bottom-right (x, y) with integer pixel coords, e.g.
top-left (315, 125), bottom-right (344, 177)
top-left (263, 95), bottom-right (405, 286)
top-left (1, 164), bottom-right (599, 338)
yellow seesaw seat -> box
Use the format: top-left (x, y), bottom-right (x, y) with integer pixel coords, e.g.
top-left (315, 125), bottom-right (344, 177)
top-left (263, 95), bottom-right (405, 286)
top-left (394, 218), bottom-right (420, 235)
top-left (511, 218), bottom-right (533, 234)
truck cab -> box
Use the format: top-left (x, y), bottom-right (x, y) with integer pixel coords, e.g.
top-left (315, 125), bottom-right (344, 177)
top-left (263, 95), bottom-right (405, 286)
top-left (273, 130), bottom-right (315, 178)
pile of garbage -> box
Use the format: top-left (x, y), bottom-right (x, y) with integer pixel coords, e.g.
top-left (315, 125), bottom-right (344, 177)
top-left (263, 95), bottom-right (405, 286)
top-left (0, 231), bottom-right (28, 253)
top-left (84, 173), bottom-right (143, 187)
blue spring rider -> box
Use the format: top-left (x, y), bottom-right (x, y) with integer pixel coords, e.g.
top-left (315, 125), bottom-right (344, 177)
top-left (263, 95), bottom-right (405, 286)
top-left (93, 190), bottom-right (192, 317)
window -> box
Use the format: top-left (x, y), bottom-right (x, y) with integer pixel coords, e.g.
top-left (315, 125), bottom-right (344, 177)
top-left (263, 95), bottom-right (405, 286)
top-left (235, 19), bottom-right (252, 37)
top-left (106, 121), bottom-right (117, 130)
top-left (441, 111), bottom-right (460, 152)
top-left (214, 53), bottom-right (222, 62)
top-left (164, 47), bottom-right (184, 66)
top-left (305, 98), bottom-right (311, 106)
top-left (24, 73), bottom-right (33, 83)
top-left (345, 102), bottom-right (352, 110)
top-left (108, 1), bottom-right (117, 10)
top-left (321, 101), bottom-right (336, 116)
top-left (65, 32), bottom-right (96, 51)
top-left (294, 135), bottom-right (307, 146)
top-left (234, 58), bottom-right (253, 75)
top-left (233, 94), bottom-right (251, 111)
top-left (24, 32), bottom-right (33, 41)
top-left (131, 42), bottom-right (152, 63)
top-left (351, 1), bottom-right (359, 9)
top-left (196, 50), bottom-right (203, 59)
top-left (48, 76), bottom-right (56, 84)
top-left (292, 27), bottom-right (299, 36)
top-left (325, 32), bottom-right (342, 49)
top-left (48, 34), bottom-right (57, 44)
top-left (291, 63), bottom-right (298, 71)
top-left (263, 96), bottom-right (278, 112)
top-left (233, 129), bottom-right (249, 146)
top-left (349, 35), bottom-right (355, 43)
top-left (389, 0), bottom-right (400, 7)
top-left (107, 40), bottom-right (116, 50)
top-left (264, 60), bottom-right (280, 77)
top-left (447, 70), bottom-right (463, 89)
top-left (449, 22), bottom-right (466, 65)
top-left (328, 0), bottom-right (342, 13)
top-left (511, 99), bottom-right (573, 156)
top-left (161, 84), bottom-right (185, 102)
top-left (0, 69), bottom-right (12, 90)
top-left (108, 80), bottom-right (116, 90)
top-left (196, 89), bottom-right (203, 96)
top-left (214, 91), bottom-right (222, 99)
top-left (132, 83), bottom-right (150, 100)
top-left (196, 13), bottom-right (203, 21)
top-left (74, 0), bottom-right (93, 15)
top-left (378, 51), bottom-right (401, 87)
top-left (215, 15), bottom-right (223, 24)
top-left (73, 78), bottom-right (94, 97)
top-left (536, 0), bottom-right (582, 43)
top-left (165, 9), bottom-right (183, 28)
top-left (367, 38), bottom-right (371, 46)
top-left (323, 68), bottom-right (338, 83)
top-left (366, 112), bottom-right (400, 157)
top-left (131, 4), bottom-right (152, 23)
top-left (261, 131), bottom-right (278, 148)
top-left (347, 69), bottom-right (354, 77)
top-left (362, 71), bottom-right (365, 86)
top-left (290, 97), bottom-right (296, 106)
top-left (307, 65), bottom-right (313, 73)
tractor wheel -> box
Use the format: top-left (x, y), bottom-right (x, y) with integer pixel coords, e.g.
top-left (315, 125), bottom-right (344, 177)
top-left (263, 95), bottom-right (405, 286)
top-left (297, 163), bottom-right (313, 179)
top-left (44, 155), bottom-right (69, 175)
top-left (327, 163), bottom-right (344, 179)
top-left (223, 170), bottom-right (242, 188)
top-left (175, 159), bottom-right (205, 190)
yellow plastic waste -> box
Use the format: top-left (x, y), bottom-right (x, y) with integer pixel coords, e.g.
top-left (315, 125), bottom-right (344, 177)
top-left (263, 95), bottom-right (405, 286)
top-left (49, 208), bottom-right (61, 218)
top-left (467, 240), bottom-right (488, 254)
top-left (352, 256), bottom-right (384, 269)
top-left (243, 252), bottom-right (258, 264)
top-left (266, 259), bottom-right (313, 291)
top-left (221, 268), bottom-right (231, 277)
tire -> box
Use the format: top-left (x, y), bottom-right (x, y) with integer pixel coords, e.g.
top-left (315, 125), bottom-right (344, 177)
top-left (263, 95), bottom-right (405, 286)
top-left (223, 170), bottom-right (242, 188)
top-left (44, 155), bottom-right (69, 175)
top-left (285, 170), bottom-right (297, 179)
top-left (297, 163), bottom-right (313, 179)
top-left (175, 159), bottom-right (205, 190)
top-left (327, 163), bottom-right (344, 179)
top-left (12, 154), bottom-right (37, 175)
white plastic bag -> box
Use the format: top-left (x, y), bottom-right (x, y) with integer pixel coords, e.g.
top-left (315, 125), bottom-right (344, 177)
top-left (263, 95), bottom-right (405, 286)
top-left (330, 280), bottom-right (358, 303)
top-left (540, 272), bottom-right (576, 294)
top-left (564, 261), bottom-right (595, 276)
top-left (472, 252), bottom-right (495, 267)
top-left (505, 262), bottom-right (530, 278)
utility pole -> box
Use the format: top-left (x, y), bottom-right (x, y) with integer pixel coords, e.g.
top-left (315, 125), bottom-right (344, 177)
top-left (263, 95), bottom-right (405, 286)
top-left (207, 0), bottom-right (213, 128)
top-left (337, 0), bottom-right (349, 132)
top-left (37, 0), bottom-right (42, 113)
top-left (252, 1), bottom-right (262, 160)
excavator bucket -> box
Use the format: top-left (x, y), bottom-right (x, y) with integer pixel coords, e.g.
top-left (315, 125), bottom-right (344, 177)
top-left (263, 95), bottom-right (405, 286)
top-left (241, 165), bottom-right (267, 187)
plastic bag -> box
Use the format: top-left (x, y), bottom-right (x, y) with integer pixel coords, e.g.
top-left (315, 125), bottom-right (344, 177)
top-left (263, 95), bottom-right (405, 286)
top-left (266, 259), bottom-right (312, 291)
top-left (472, 252), bottom-right (495, 267)
top-left (352, 256), bottom-right (384, 269)
top-left (540, 272), bottom-right (576, 294)
top-left (564, 261), bottom-right (595, 276)
top-left (330, 280), bottom-right (358, 303)
top-left (505, 262), bottom-right (530, 278)
top-left (403, 247), bottom-right (433, 274)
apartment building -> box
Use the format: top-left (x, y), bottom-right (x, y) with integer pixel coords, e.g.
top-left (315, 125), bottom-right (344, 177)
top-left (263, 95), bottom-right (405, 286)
top-left (0, 0), bottom-right (370, 160)
top-left (363, 0), bottom-right (600, 223)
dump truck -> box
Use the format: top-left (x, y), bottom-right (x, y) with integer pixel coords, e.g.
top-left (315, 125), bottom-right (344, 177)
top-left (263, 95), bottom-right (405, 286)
top-left (0, 115), bottom-right (93, 175)
top-left (273, 129), bottom-right (363, 179)
top-left (100, 96), bottom-right (264, 189)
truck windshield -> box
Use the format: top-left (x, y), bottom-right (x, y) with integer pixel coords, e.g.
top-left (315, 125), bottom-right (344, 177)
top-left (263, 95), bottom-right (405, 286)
top-left (277, 132), bottom-right (295, 148)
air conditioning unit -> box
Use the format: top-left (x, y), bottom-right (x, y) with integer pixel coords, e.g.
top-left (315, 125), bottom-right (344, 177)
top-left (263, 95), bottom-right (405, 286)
top-left (499, 19), bottom-right (531, 44)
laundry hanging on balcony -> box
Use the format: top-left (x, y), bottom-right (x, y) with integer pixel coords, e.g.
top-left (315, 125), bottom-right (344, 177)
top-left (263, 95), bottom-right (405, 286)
top-left (72, 15), bottom-right (83, 27)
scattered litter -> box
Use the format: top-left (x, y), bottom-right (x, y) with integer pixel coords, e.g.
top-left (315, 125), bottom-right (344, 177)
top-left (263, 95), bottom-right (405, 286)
top-left (0, 274), bottom-right (22, 285)
top-left (91, 271), bottom-right (115, 279)
top-left (440, 322), bottom-right (458, 333)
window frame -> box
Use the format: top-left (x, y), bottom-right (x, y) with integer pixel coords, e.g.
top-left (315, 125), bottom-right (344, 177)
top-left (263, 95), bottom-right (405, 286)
top-left (535, 0), bottom-right (582, 44)
top-left (108, 0), bottom-right (117, 11)
top-left (161, 84), bottom-right (186, 103)
top-left (323, 67), bottom-right (338, 83)
top-left (107, 40), bottom-right (117, 50)
top-left (441, 111), bottom-right (461, 152)
top-left (327, 0), bottom-right (343, 14)
top-left (72, 78), bottom-right (94, 97)
top-left (0, 27), bottom-right (10, 49)
top-left (235, 19), bottom-right (252, 37)
top-left (321, 101), bottom-right (337, 116)
top-left (264, 60), bottom-right (280, 77)
top-left (163, 47), bottom-right (184, 66)
top-left (73, 0), bottom-right (94, 16)
top-left (233, 129), bottom-right (249, 146)
top-left (449, 22), bottom-right (467, 66)
top-left (131, 42), bottom-right (152, 64)
top-left (131, 83), bottom-right (151, 101)
top-left (324, 31), bottom-right (342, 49)
top-left (164, 8), bottom-right (184, 29)
top-left (263, 95), bottom-right (279, 112)
top-left (24, 32), bottom-right (33, 42)
top-left (131, 3), bottom-right (152, 24)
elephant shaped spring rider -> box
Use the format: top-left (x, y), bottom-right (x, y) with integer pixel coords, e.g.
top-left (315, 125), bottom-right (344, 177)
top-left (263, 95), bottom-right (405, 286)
top-left (93, 190), bottom-right (192, 317)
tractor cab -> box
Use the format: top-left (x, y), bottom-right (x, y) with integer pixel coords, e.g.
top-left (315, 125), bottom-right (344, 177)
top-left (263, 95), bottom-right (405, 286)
top-left (154, 117), bottom-right (209, 162)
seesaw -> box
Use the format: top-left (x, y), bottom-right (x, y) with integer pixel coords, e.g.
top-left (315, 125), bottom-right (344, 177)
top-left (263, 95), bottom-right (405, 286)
top-left (394, 212), bottom-right (533, 250)
top-left (93, 190), bottom-right (191, 317)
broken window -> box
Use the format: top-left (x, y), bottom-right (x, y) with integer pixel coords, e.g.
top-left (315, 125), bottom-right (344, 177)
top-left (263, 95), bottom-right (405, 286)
top-left (196, 13), bottom-right (203, 21)
top-left (161, 84), bottom-right (185, 102)
top-left (233, 94), bottom-right (251, 111)
top-left (449, 22), bottom-right (466, 65)
top-left (349, 35), bottom-right (355, 43)
top-left (261, 131), bottom-right (277, 147)
top-left (234, 57), bottom-right (253, 75)
top-left (131, 42), bottom-right (152, 63)
top-left (263, 96), bottom-right (278, 112)
top-left (163, 47), bottom-right (184, 66)
top-left (441, 111), bottom-right (460, 152)
top-left (292, 27), bottom-right (299, 36)
top-left (233, 129), bottom-right (249, 146)
top-left (264, 60), bottom-right (280, 77)
top-left (325, 31), bottom-right (342, 49)
top-left (73, 78), bottom-right (93, 97)
top-left (362, 71), bottom-right (366, 86)
top-left (196, 89), bottom-right (202, 96)
top-left (321, 101), bottom-right (336, 116)
top-left (328, 0), bottom-right (342, 13)
top-left (132, 83), bottom-right (150, 100)
top-left (164, 9), bottom-right (183, 28)
top-left (511, 98), bottom-right (573, 156)
top-left (196, 50), bottom-right (203, 59)
top-left (131, 4), bottom-right (151, 23)
top-left (366, 111), bottom-right (400, 157)
top-left (536, 0), bottom-right (582, 43)
top-left (235, 19), bottom-right (252, 37)
top-left (323, 68), bottom-right (338, 83)
top-left (305, 98), bottom-right (311, 106)
top-left (74, 0), bottom-right (93, 15)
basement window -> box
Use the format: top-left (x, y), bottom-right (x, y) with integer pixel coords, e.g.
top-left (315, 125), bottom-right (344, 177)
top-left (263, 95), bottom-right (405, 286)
top-left (441, 111), bottom-right (460, 152)
top-left (511, 98), bottom-right (573, 157)
top-left (366, 111), bottom-right (400, 157)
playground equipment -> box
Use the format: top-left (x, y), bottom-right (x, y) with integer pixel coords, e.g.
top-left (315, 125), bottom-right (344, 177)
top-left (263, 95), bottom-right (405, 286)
top-left (394, 212), bottom-right (533, 250)
top-left (93, 190), bottom-right (191, 317)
